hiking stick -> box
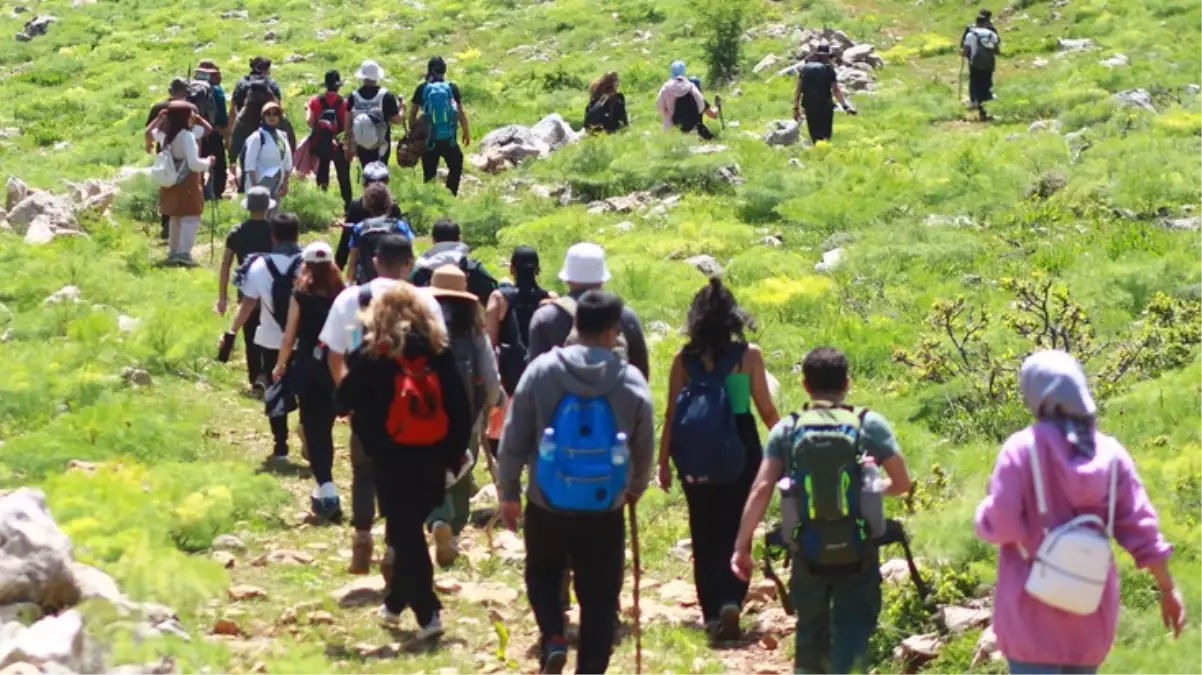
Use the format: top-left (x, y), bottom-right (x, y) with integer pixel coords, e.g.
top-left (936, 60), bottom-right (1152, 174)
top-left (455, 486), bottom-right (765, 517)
top-left (208, 197), bottom-right (216, 263)
top-left (480, 421), bottom-right (501, 552)
top-left (628, 500), bottom-right (642, 675)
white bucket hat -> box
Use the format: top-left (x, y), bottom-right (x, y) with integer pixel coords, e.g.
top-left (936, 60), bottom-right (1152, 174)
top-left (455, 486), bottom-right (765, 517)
top-left (355, 59), bottom-right (385, 81)
top-left (558, 242), bottom-right (611, 284)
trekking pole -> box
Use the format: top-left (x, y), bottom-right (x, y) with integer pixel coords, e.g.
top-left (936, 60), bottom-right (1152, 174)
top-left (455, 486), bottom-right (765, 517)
top-left (208, 196), bottom-right (217, 263)
top-left (628, 500), bottom-right (642, 675)
top-left (717, 95), bottom-right (726, 132)
top-left (480, 421), bottom-right (502, 553)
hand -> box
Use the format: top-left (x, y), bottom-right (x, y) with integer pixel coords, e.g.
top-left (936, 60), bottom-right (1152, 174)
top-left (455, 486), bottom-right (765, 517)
top-left (214, 298), bottom-right (228, 316)
top-left (731, 548), bottom-right (754, 582)
top-left (272, 364), bottom-right (286, 381)
top-left (145, 142), bottom-right (154, 155)
top-left (793, 107), bottom-right (801, 122)
top-left (462, 132), bottom-right (471, 148)
top-left (845, 105), bottom-right (858, 116)
top-left (157, 108), bottom-right (168, 120)
top-left (500, 500), bottom-right (522, 531)
top-left (657, 463), bottom-right (672, 492)
top-left (1160, 588), bottom-right (1187, 638)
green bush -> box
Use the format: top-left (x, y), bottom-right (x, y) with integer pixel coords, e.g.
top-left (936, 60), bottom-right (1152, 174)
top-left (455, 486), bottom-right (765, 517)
top-left (698, 0), bottom-right (747, 85)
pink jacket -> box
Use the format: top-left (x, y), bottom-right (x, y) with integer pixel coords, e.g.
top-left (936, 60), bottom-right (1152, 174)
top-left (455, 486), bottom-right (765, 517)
top-left (975, 422), bottom-right (1172, 666)
top-left (656, 78), bottom-right (705, 131)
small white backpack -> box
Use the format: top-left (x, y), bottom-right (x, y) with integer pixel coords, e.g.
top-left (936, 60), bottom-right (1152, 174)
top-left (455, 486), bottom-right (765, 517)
top-left (150, 147), bottom-right (189, 188)
top-left (1021, 440), bottom-right (1118, 616)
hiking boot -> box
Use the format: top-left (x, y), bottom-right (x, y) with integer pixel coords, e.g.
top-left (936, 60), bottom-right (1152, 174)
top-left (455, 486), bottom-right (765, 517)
top-left (310, 495), bottom-right (342, 523)
top-left (717, 604), bottom-right (741, 641)
top-left (432, 521), bottom-right (458, 568)
top-left (349, 531), bottom-right (373, 575)
top-left (541, 636), bottom-right (569, 674)
top-left (416, 612), bottom-right (445, 641)
top-left (380, 546), bottom-right (395, 587)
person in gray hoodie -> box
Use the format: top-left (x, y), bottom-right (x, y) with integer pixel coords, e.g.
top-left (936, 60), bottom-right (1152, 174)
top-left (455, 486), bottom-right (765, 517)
top-left (498, 290), bottom-right (655, 675)
top-left (410, 218), bottom-right (497, 306)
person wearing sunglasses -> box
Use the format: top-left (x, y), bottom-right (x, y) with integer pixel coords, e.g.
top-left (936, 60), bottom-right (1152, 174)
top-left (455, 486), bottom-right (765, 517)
top-left (240, 101), bottom-right (293, 210)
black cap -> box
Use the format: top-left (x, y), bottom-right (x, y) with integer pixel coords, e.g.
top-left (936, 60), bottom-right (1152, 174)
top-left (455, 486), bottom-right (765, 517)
top-left (324, 69), bottom-right (342, 89)
top-left (978, 8), bottom-right (992, 18)
top-left (250, 56), bottom-right (271, 73)
top-left (427, 56), bottom-right (447, 76)
top-left (511, 245), bottom-right (539, 270)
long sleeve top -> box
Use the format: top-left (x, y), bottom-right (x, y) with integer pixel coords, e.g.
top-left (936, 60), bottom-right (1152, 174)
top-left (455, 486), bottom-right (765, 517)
top-left (152, 126), bottom-right (211, 173)
top-left (974, 421), bottom-right (1173, 666)
top-left (242, 127), bottom-right (292, 179)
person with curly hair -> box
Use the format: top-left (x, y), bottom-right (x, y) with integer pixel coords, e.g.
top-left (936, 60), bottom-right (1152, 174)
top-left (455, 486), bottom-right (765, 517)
top-left (656, 277), bottom-right (781, 642)
top-left (584, 72), bottom-right (628, 134)
top-left (335, 281), bottom-right (472, 641)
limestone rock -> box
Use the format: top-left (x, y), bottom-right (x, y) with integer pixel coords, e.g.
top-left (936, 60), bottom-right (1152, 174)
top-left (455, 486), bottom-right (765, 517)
top-left (7, 192), bottom-right (77, 238)
top-left (815, 247), bottom-right (845, 273)
top-left (971, 625), bottom-right (1002, 667)
top-left (753, 54), bottom-right (780, 74)
top-left (116, 315), bottom-right (141, 334)
top-left (1057, 37), bottom-right (1096, 52)
top-left (329, 576), bottom-right (387, 608)
top-left (530, 114), bottom-right (581, 151)
top-left (0, 610), bottom-right (93, 673)
top-left (458, 582), bottom-right (518, 607)
top-left (226, 585), bottom-right (268, 602)
top-left (941, 604), bottom-right (991, 634)
top-left (121, 368), bottom-right (152, 387)
top-left (1099, 53), bottom-right (1128, 68)
top-left (1028, 119), bottom-right (1062, 134)
top-left (0, 489), bottom-right (79, 610)
top-left (1113, 88), bottom-right (1156, 113)
top-left (657, 579), bottom-right (698, 607)
top-left (894, 632), bottom-right (943, 666)
top-left (211, 534), bottom-right (246, 552)
top-left (5, 178), bottom-right (27, 211)
top-left (745, 579), bottom-right (778, 603)
top-left (684, 255), bottom-right (723, 278)
top-left (1162, 216), bottom-right (1201, 231)
top-left (71, 563), bottom-right (127, 608)
top-left (764, 120), bottom-right (800, 147)
top-left (758, 235), bottom-right (783, 248)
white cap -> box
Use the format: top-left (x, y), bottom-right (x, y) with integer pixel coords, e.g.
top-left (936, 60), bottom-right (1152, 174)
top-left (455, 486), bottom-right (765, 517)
top-left (355, 59), bottom-right (385, 81)
top-left (558, 242), bottom-right (610, 284)
top-left (302, 241), bottom-right (334, 264)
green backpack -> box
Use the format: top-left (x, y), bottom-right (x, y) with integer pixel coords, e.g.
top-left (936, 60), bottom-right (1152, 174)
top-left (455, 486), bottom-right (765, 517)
top-left (781, 403), bottom-right (872, 576)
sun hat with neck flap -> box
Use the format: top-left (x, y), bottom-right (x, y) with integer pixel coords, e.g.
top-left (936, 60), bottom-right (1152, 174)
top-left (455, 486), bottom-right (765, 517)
top-left (429, 264), bottom-right (479, 302)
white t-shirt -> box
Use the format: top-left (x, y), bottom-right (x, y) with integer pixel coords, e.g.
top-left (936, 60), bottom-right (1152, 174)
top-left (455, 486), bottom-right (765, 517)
top-left (963, 27), bottom-right (999, 61)
top-left (242, 252), bottom-right (301, 350)
top-left (319, 278), bottom-right (445, 356)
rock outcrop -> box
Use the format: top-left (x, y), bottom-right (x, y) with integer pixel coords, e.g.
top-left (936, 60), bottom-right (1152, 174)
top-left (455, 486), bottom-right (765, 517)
top-left (470, 114), bottom-right (581, 174)
top-left (2, 176), bottom-right (120, 245)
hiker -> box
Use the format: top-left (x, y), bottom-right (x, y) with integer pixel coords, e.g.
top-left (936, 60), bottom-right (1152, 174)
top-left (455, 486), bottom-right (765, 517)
top-left (731, 346), bottom-right (912, 674)
top-left (410, 218), bottom-right (497, 306)
top-left (962, 11), bottom-right (1000, 121)
top-left (526, 242), bottom-right (650, 381)
top-left (336, 162), bottom-right (405, 270)
top-left (584, 72), bottom-right (628, 134)
top-left (306, 69), bottom-right (353, 206)
top-left (229, 57), bottom-right (295, 191)
top-left (656, 277), bottom-right (781, 642)
top-left (345, 183), bottom-right (415, 285)
top-left (334, 281), bottom-right (472, 639)
top-left (241, 102), bottom-right (293, 205)
top-left (498, 289), bottom-right (655, 675)
top-left (144, 77), bottom-right (193, 241)
top-left (215, 186), bottom-right (278, 395)
top-left (793, 45), bottom-right (857, 144)
top-left (195, 60), bottom-right (230, 200)
top-left (145, 99), bottom-right (214, 267)
top-left (485, 246), bottom-right (558, 457)
top-left (272, 241), bottom-right (344, 521)
top-left (344, 59), bottom-right (403, 170)
top-left (656, 61), bottom-right (720, 140)
top-left (975, 350), bottom-right (1185, 674)
top-left (961, 9), bottom-right (1000, 54)
top-left (409, 56), bottom-right (471, 196)
top-left (319, 235), bottom-right (444, 577)
top-left (224, 213), bottom-right (305, 461)
top-left (426, 264), bottom-right (501, 567)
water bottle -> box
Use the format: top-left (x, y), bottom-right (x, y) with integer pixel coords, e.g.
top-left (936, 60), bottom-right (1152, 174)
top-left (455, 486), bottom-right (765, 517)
top-left (777, 476), bottom-right (799, 550)
top-left (611, 432), bottom-right (629, 467)
top-left (860, 456), bottom-right (886, 540)
top-left (538, 428), bottom-right (556, 461)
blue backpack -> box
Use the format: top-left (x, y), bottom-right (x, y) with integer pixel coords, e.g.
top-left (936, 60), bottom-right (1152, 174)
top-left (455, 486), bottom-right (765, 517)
top-left (423, 81), bottom-right (458, 147)
top-left (535, 393), bottom-right (628, 513)
top-left (668, 344), bottom-right (747, 485)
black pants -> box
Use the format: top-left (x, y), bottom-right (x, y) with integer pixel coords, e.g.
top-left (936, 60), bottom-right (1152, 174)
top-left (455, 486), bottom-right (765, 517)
top-left (421, 140), bottom-right (463, 196)
top-left (969, 67), bottom-right (994, 109)
top-left (526, 503), bottom-right (625, 674)
top-left (202, 134), bottom-right (227, 200)
top-left (377, 457), bottom-right (444, 623)
top-left (804, 104), bottom-right (835, 143)
top-left (241, 311), bottom-right (268, 386)
top-left (350, 434), bottom-right (380, 531)
top-left (356, 145), bottom-right (390, 171)
top-left (159, 214), bottom-right (170, 240)
top-left (260, 348), bottom-right (290, 453)
top-left (298, 390), bottom-right (335, 485)
top-left (316, 151), bottom-right (353, 207)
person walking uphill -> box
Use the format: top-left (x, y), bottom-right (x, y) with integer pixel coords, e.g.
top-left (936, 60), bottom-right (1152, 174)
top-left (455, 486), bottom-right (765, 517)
top-left (498, 290), bottom-right (655, 675)
top-left (306, 69), bottom-right (353, 207)
top-left (962, 11), bottom-right (1000, 121)
top-left (215, 186), bottom-right (277, 395)
top-left (241, 102), bottom-right (293, 206)
top-left (336, 162), bottom-right (405, 271)
top-left (656, 61), bottom-right (720, 140)
top-left (975, 350), bottom-right (1186, 674)
top-left (345, 182), bottom-right (416, 286)
top-left (229, 57), bottom-right (295, 190)
top-left (272, 241), bottom-right (345, 521)
top-left (195, 60), bottom-right (230, 200)
top-left (657, 277), bottom-right (781, 642)
top-left (345, 59), bottom-right (403, 170)
top-left (409, 57), bottom-right (472, 196)
top-left (334, 282), bottom-right (472, 640)
top-left (794, 45), bottom-right (857, 144)
top-left (410, 218), bottom-right (497, 306)
top-left (145, 99), bottom-right (214, 267)
top-left (732, 346), bottom-right (912, 675)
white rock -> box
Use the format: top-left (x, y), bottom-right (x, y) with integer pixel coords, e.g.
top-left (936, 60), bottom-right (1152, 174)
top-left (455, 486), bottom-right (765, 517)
top-left (116, 315), bottom-right (141, 334)
top-left (764, 120), bottom-right (800, 146)
top-left (1057, 37), bottom-right (1096, 52)
top-left (613, 221), bottom-right (634, 233)
top-left (5, 178), bottom-right (27, 211)
top-left (1099, 53), bottom-right (1128, 68)
top-left (44, 286), bottom-right (81, 305)
top-left (690, 144), bottom-right (729, 155)
top-left (1163, 216), bottom-right (1201, 231)
top-left (0, 609), bottom-right (90, 672)
top-left (814, 247), bottom-right (845, 273)
top-left (758, 235), bottom-right (783, 247)
top-left (941, 604), bottom-right (991, 634)
top-left (753, 54), bottom-right (780, 74)
top-left (1028, 119), bottom-right (1062, 134)
top-left (6, 192), bottom-right (77, 237)
top-left (1032, 57), bottom-right (1049, 68)
top-left (1184, 84), bottom-right (1201, 96)
top-left (1113, 88), bottom-right (1156, 113)
top-left (840, 43), bottom-right (876, 64)
top-left (0, 490), bottom-right (79, 610)
top-left (530, 113), bottom-right (581, 151)
top-left (971, 625), bottom-right (1002, 667)
top-left (71, 563), bottom-right (130, 609)
top-left (894, 632), bottom-right (943, 664)
top-left (684, 255), bottom-right (723, 278)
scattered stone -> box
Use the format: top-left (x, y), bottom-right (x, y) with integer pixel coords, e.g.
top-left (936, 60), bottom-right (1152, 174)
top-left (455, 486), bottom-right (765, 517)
top-left (821, 231), bottom-right (854, 251)
top-left (941, 605), bottom-right (991, 634)
top-left (66, 459), bottom-right (98, 474)
top-left (764, 120), bottom-right (800, 147)
top-left (226, 585), bottom-right (268, 602)
top-left (121, 368), bottom-right (153, 387)
top-left (0, 609), bottom-right (94, 673)
top-left (1057, 37), bottom-right (1096, 52)
top-left (759, 634), bottom-right (779, 651)
top-left (1184, 84), bottom-right (1201, 96)
top-left (459, 582), bottom-right (518, 607)
top-left (211, 534), bottom-right (246, 552)
top-left (753, 54), bottom-right (781, 74)
top-left (329, 577), bottom-right (387, 608)
top-left (963, 273), bottom-right (984, 286)
top-left (684, 255), bottom-right (723, 278)
top-left (435, 577), bottom-right (462, 594)
top-left (815, 247), bottom-right (845, 273)
top-left (211, 618), bottom-right (241, 636)
top-left (971, 625), bottom-right (1003, 667)
top-left (0, 489), bottom-right (80, 609)
top-left (612, 220), bottom-right (634, 233)
top-left (7, 191), bottom-right (79, 242)
top-left (587, 191), bottom-right (655, 214)
top-left (70, 563), bottom-right (125, 608)
top-left (263, 549), bottom-right (314, 566)
top-left (1113, 88), bottom-right (1156, 113)
top-left (115, 315), bottom-right (141, 335)
top-left (306, 611), bottom-right (335, 626)
top-left (492, 530), bottom-right (525, 563)
top-left (221, 9), bottom-right (249, 19)
top-left (1028, 119), bottom-right (1062, 134)
top-left (657, 579), bottom-right (698, 607)
top-left (1162, 216), bottom-right (1201, 231)
top-left (787, 158), bottom-right (804, 168)
top-left (716, 163), bottom-right (744, 186)
top-left (670, 538), bottom-right (692, 562)
top-left (894, 632), bottom-right (943, 666)
top-left (758, 235), bottom-right (784, 248)
top-left (469, 483), bottom-right (498, 510)
top-left (5, 177), bottom-right (27, 210)
top-left (530, 113), bottom-right (581, 152)
top-left (745, 579), bottom-right (778, 603)
top-left (1099, 53), bottom-right (1128, 68)
top-left (354, 642), bottom-right (400, 659)
top-left (691, 144), bottom-right (729, 155)
top-left (263, 30), bottom-right (276, 41)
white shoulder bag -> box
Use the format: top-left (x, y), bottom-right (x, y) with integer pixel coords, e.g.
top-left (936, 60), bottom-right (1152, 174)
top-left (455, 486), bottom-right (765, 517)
top-left (1023, 441), bottom-right (1118, 615)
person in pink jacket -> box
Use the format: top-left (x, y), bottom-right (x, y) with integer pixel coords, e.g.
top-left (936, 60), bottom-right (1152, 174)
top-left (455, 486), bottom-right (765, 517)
top-left (975, 350), bottom-right (1187, 674)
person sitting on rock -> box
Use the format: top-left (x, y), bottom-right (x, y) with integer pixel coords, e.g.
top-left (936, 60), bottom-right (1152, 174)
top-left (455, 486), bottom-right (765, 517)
top-left (584, 72), bottom-right (629, 134)
top-left (793, 45), bottom-right (857, 144)
top-left (409, 57), bottom-right (472, 197)
top-left (657, 61), bottom-right (720, 140)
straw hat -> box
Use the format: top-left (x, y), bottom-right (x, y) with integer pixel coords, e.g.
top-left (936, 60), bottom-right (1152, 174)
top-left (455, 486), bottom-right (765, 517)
top-left (429, 264), bottom-right (478, 302)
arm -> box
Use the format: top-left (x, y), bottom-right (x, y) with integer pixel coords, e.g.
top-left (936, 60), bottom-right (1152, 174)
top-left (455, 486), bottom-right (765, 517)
top-left (192, 114), bottom-right (214, 139)
top-left (880, 455), bottom-right (911, 496)
top-left (474, 332), bottom-right (502, 409)
top-left (335, 224), bottom-right (353, 270)
top-left (437, 352), bottom-right (474, 466)
top-left (243, 132), bottom-right (261, 184)
top-left (622, 310), bottom-right (651, 381)
top-left (485, 290), bottom-right (506, 347)
top-left (144, 111), bottom-right (166, 152)
top-left (345, 248), bottom-right (359, 284)
top-left (328, 351), bottom-right (347, 386)
top-left (627, 380), bottom-right (656, 501)
top-left (497, 362), bottom-right (541, 508)
top-left (746, 346), bottom-right (781, 430)
top-left (181, 133), bottom-right (213, 173)
top-left (656, 353), bottom-right (686, 490)
top-left (215, 247), bottom-right (236, 315)
top-left (305, 100), bottom-right (317, 129)
top-left (732, 457), bottom-right (786, 580)
top-left (1112, 450), bottom-right (1174, 568)
top-left (227, 295), bottom-right (258, 335)
top-left (408, 86), bottom-right (421, 130)
top-left (388, 93), bottom-right (404, 125)
top-left (974, 435), bottom-right (1033, 546)
top-left (793, 76), bottom-right (803, 120)
top-left (862, 411), bottom-right (910, 496)
top-left (833, 82), bottom-right (853, 111)
top-left (273, 297), bottom-right (301, 379)
top-left (458, 107), bottom-right (471, 147)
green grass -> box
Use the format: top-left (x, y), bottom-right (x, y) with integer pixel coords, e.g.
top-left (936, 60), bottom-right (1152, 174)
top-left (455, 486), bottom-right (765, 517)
top-left (0, 0), bottom-right (1199, 672)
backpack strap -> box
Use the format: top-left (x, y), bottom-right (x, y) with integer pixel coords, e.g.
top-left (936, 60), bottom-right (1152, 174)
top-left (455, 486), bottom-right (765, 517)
top-left (357, 284), bottom-right (374, 309)
top-left (1026, 436), bottom-right (1051, 536)
top-left (1105, 453), bottom-right (1118, 538)
top-left (713, 343), bottom-right (748, 377)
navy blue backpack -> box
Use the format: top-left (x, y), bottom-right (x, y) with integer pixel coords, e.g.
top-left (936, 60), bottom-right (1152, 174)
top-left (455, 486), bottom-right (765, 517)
top-left (669, 344), bottom-right (747, 484)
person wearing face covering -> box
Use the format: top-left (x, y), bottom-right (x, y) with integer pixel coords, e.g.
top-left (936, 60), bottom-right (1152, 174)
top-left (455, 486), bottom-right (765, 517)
top-left (241, 101), bottom-right (293, 207)
top-left (975, 350), bottom-right (1186, 674)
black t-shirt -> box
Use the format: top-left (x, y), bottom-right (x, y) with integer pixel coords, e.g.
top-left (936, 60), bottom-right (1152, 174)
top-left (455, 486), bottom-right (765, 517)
top-left (225, 219), bottom-right (273, 264)
top-left (345, 86), bottom-right (401, 121)
top-left (336, 200), bottom-right (404, 269)
top-left (411, 80), bottom-right (463, 107)
top-left (800, 61), bottom-right (838, 110)
top-left (232, 74), bottom-right (283, 109)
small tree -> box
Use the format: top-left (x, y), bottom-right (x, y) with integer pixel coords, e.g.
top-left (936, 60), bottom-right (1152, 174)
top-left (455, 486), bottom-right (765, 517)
top-left (699, 0), bottom-right (746, 86)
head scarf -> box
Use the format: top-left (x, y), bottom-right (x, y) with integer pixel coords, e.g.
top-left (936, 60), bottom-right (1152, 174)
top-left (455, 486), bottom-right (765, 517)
top-left (259, 102), bottom-right (281, 135)
top-left (1019, 350), bottom-right (1098, 457)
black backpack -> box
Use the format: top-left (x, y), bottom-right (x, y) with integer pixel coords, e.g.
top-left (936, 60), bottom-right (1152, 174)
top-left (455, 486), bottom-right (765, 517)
top-left (586, 95), bottom-right (614, 130)
top-left (497, 284), bottom-right (550, 394)
top-left (354, 218), bottom-right (405, 285)
top-left (187, 80), bottom-right (218, 126)
top-left (311, 95), bottom-right (341, 160)
top-left (242, 74), bottom-right (275, 124)
top-left (264, 256), bottom-right (301, 332)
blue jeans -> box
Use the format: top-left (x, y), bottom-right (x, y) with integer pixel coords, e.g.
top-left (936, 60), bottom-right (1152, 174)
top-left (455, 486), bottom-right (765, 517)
top-left (1008, 661), bottom-right (1099, 675)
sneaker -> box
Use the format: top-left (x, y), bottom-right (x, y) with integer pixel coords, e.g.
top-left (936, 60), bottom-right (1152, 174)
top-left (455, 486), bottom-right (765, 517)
top-left (416, 612), bottom-right (444, 640)
top-left (717, 604), bottom-right (741, 642)
top-left (310, 495), bottom-right (342, 522)
top-left (176, 255), bottom-right (200, 268)
top-left (541, 636), bottom-right (568, 674)
top-left (432, 521), bottom-right (458, 568)
top-left (267, 449), bottom-right (289, 463)
top-left (377, 604), bottom-right (401, 625)
top-left (349, 531), bottom-right (373, 575)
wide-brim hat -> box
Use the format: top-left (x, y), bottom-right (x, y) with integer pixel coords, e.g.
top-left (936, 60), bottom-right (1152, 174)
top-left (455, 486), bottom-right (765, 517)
top-left (356, 59), bottom-right (385, 80)
top-left (429, 264), bottom-right (479, 302)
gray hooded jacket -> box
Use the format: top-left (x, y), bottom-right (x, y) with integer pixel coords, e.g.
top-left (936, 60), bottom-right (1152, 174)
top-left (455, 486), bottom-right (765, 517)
top-left (497, 344), bottom-right (655, 512)
top-left (414, 241), bottom-right (470, 274)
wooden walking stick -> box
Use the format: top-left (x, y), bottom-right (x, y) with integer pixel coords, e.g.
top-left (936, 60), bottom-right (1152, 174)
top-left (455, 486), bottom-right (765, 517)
top-left (480, 420), bottom-right (501, 552)
top-left (628, 500), bottom-right (642, 675)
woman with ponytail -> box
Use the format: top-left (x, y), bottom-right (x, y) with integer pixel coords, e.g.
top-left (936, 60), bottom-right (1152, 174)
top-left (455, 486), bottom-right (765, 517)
top-left (656, 276), bottom-right (781, 642)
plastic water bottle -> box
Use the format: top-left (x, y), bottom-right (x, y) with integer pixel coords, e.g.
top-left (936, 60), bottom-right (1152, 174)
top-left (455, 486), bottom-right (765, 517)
top-left (539, 428), bottom-right (556, 461)
top-left (860, 456), bottom-right (886, 540)
top-left (611, 432), bottom-right (629, 467)
top-left (777, 476), bottom-right (799, 547)
top-left (861, 457), bottom-right (885, 492)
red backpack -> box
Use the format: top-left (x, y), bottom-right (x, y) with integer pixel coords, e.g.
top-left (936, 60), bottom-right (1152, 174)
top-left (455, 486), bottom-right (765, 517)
top-left (386, 356), bottom-right (450, 446)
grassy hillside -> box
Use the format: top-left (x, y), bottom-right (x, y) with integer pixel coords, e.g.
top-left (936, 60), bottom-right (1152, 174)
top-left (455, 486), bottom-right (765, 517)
top-left (1, 0), bottom-right (1199, 672)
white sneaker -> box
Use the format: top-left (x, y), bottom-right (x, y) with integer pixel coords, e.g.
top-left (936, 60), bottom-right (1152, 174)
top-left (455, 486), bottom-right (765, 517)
top-left (377, 605), bottom-right (400, 625)
top-left (432, 521), bottom-right (458, 568)
top-left (416, 612), bottom-right (444, 640)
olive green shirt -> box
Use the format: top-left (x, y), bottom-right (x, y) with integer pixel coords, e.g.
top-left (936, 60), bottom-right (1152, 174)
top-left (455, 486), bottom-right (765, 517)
top-left (765, 404), bottom-right (901, 466)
